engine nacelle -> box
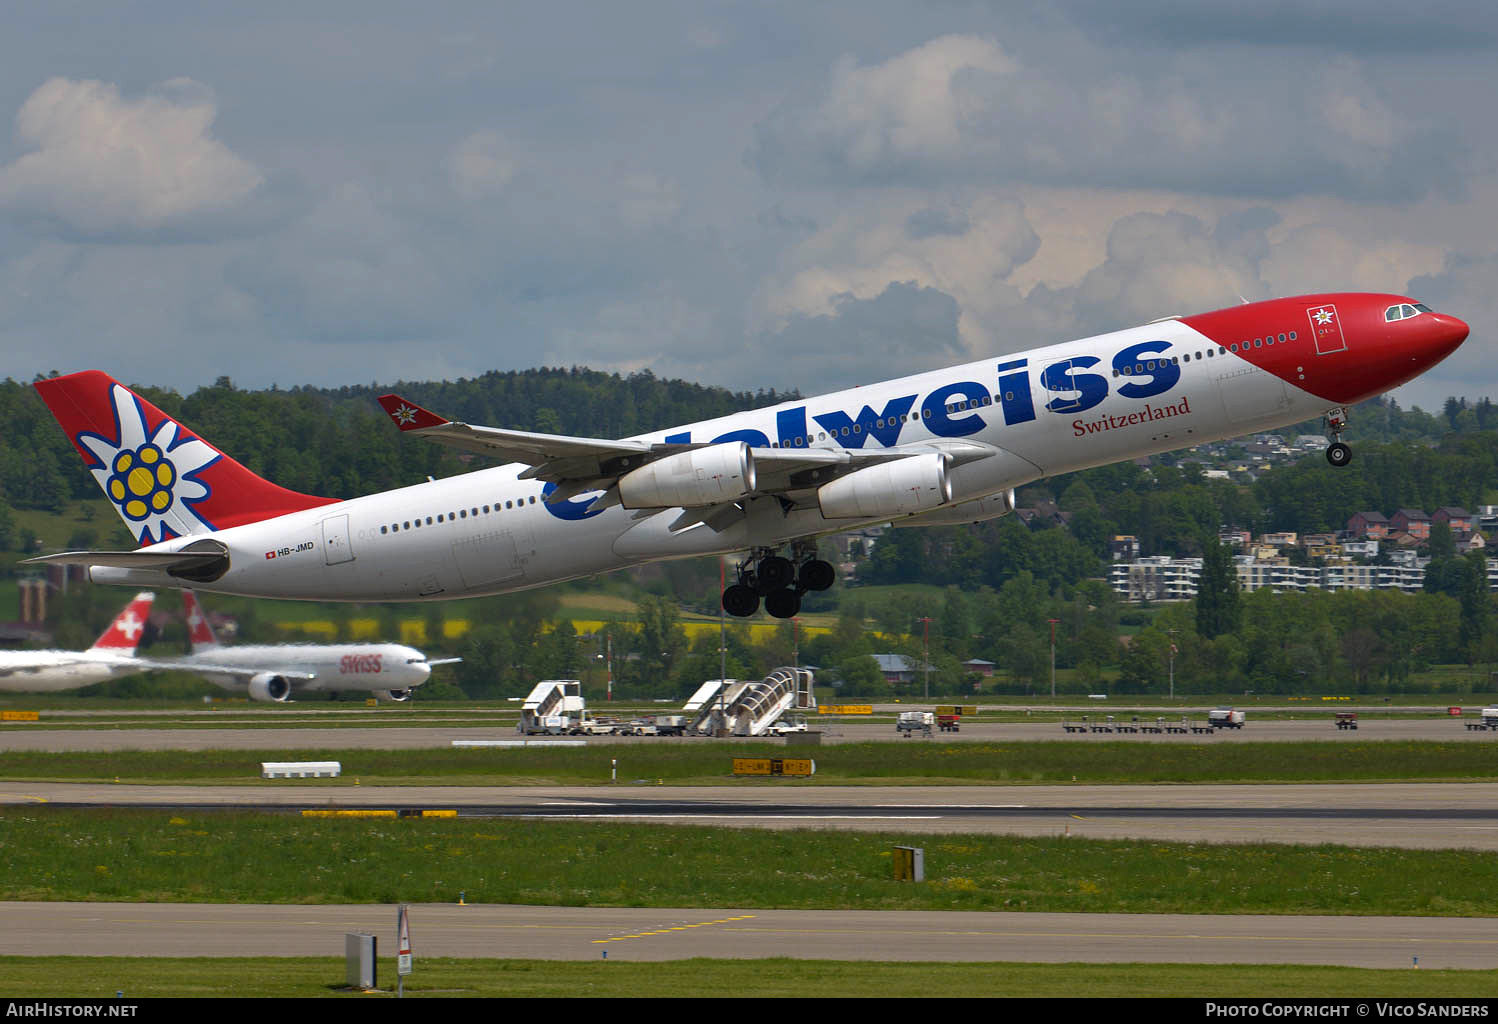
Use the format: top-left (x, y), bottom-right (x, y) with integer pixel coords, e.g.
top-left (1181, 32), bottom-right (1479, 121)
top-left (618, 443), bottom-right (756, 509)
top-left (372, 688), bottom-right (413, 702)
top-left (248, 673), bottom-right (293, 702)
top-left (892, 488), bottom-right (1016, 528)
top-left (817, 453), bottom-right (952, 519)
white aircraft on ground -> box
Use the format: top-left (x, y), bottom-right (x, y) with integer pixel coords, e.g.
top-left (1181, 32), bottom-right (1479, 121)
top-left (160, 590), bottom-right (458, 702)
top-left (28, 292), bottom-right (1469, 618)
top-left (0, 592), bottom-right (156, 692)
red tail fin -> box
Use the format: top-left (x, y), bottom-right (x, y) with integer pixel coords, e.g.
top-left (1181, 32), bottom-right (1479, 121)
top-left (181, 590), bottom-right (220, 651)
top-left (35, 371), bottom-right (339, 546)
top-left (86, 592), bottom-right (156, 653)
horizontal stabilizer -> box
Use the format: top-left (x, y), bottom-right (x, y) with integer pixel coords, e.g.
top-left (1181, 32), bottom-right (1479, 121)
top-left (24, 548), bottom-right (228, 572)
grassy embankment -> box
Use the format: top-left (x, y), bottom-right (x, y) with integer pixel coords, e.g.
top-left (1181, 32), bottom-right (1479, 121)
top-left (3, 808), bottom-right (1496, 917)
top-left (3, 740), bottom-right (1496, 785)
top-left (3, 957), bottom-right (1493, 999)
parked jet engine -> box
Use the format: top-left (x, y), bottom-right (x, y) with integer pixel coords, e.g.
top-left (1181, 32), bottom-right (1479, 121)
top-left (248, 673), bottom-right (292, 702)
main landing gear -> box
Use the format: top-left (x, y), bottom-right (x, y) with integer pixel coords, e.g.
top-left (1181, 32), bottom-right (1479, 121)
top-left (1324, 407), bottom-right (1351, 467)
top-left (721, 542), bottom-right (835, 619)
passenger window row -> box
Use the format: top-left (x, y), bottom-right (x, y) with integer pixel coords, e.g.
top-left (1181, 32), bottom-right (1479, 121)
top-left (382, 494), bottom-right (538, 534)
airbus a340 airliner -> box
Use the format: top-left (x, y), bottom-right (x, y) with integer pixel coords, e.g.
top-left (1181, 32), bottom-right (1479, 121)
top-left (30, 292), bottom-right (1468, 618)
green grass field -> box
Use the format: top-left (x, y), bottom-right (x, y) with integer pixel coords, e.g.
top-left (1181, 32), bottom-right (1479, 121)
top-left (3, 957), bottom-right (1493, 999)
top-left (4, 739), bottom-right (1496, 786)
top-left (4, 809), bottom-right (1496, 917)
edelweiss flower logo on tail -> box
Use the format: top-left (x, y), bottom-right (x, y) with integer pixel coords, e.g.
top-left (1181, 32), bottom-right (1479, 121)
top-left (77, 385), bottom-right (221, 545)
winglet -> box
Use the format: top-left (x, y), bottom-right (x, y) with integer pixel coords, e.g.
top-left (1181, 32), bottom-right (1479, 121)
top-left (378, 394), bottom-right (449, 431)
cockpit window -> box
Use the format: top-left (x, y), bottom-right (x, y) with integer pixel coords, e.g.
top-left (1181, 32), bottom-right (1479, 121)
top-left (1385, 303), bottom-right (1426, 322)
top-left (1414, 302), bottom-right (1432, 313)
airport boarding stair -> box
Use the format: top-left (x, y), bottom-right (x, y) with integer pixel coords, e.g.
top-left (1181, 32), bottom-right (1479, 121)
top-left (518, 678), bottom-right (583, 734)
top-left (684, 667), bottom-right (815, 736)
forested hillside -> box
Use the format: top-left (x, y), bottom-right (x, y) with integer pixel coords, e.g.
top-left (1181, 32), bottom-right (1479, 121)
top-left (0, 369), bottom-right (794, 514)
top-left (5, 371), bottom-right (1498, 700)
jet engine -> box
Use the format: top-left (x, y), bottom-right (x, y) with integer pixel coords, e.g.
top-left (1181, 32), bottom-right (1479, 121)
top-left (372, 688), bottom-right (413, 702)
top-left (617, 442), bottom-right (756, 509)
top-left (891, 488), bottom-right (1016, 528)
top-left (817, 453), bottom-right (951, 519)
top-left (248, 673), bottom-right (293, 702)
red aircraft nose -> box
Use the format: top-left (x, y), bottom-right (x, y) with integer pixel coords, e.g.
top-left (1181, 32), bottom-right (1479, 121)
top-left (1423, 312), bottom-right (1470, 363)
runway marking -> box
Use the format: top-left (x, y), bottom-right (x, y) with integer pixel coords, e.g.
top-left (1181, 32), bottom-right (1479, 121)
top-left (530, 814), bottom-right (945, 821)
top-left (592, 915), bottom-right (757, 944)
top-left (699, 924), bottom-right (1498, 948)
top-left (0, 794), bottom-right (47, 803)
top-left (875, 804), bottom-right (1029, 809)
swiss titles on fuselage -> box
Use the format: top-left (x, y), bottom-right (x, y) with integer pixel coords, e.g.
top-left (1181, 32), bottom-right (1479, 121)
top-left (543, 339), bottom-right (1182, 521)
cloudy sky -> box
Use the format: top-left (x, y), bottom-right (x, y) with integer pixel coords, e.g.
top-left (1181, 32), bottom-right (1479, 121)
top-left (1, 1), bottom-right (1494, 414)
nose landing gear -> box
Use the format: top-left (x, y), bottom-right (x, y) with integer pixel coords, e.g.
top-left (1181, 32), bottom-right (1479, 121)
top-left (721, 543), bottom-right (837, 618)
top-left (1324, 408), bottom-right (1351, 467)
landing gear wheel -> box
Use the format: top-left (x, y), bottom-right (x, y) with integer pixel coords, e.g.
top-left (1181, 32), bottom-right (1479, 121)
top-left (798, 559), bottom-right (835, 592)
top-left (722, 584), bottom-right (760, 618)
top-left (755, 556), bottom-right (795, 594)
top-left (764, 588), bottom-right (802, 619)
top-left (1326, 442), bottom-right (1351, 467)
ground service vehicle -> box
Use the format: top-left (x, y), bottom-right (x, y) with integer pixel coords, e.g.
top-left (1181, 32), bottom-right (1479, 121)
top-left (1208, 708), bottom-right (1246, 729)
top-left (897, 711), bottom-right (934, 737)
top-left (1466, 708), bottom-right (1498, 732)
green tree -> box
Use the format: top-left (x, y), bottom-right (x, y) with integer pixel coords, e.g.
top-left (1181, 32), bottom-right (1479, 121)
top-left (1195, 539), bottom-right (1241, 638)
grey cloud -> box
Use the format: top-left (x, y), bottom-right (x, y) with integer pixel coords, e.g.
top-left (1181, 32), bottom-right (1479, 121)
top-left (744, 281), bottom-right (965, 393)
top-left (749, 34), bottom-right (1464, 201)
top-left (0, 78), bottom-right (278, 243)
top-left (1047, 0), bottom-right (1498, 54)
top-left (905, 205), bottom-right (970, 239)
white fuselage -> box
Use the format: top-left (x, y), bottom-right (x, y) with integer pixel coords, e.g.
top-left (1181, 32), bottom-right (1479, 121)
top-left (91, 318), bottom-right (1327, 601)
top-left (170, 643), bottom-right (433, 693)
top-left (0, 651), bottom-right (144, 692)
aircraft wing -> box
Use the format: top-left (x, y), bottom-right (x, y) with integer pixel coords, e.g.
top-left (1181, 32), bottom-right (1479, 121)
top-left (378, 394), bottom-right (658, 469)
top-left (0, 660), bottom-right (92, 676)
top-left (131, 658), bottom-right (318, 681)
top-left (379, 393), bottom-right (1007, 523)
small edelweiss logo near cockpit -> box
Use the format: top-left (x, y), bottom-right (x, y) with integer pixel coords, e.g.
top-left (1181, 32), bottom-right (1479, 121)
top-left (1312, 307), bottom-right (1336, 326)
top-left (77, 385), bottom-right (221, 544)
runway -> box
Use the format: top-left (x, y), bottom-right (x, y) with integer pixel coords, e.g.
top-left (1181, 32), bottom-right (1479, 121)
top-left (2, 715), bottom-right (1494, 750)
top-left (2, 901), bottom-right (1494, 968)
top-left (9, 782), bottom-right (1498, 849)
top-left (5, 715), bottom-right (1496, 973)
